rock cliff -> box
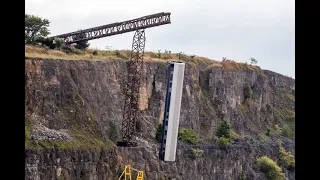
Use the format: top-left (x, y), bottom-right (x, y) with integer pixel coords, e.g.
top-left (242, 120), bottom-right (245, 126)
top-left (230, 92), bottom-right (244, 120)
top-left (25, 58), bottom-right (295, 180)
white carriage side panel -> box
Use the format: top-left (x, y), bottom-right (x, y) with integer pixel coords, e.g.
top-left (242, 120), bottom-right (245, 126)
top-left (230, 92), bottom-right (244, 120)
top-left (164, 63), bottom-right (185, 161)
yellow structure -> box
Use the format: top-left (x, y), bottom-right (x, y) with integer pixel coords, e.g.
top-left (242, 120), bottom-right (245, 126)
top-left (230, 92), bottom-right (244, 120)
top-left (118, 165), bottom-right (144, 180)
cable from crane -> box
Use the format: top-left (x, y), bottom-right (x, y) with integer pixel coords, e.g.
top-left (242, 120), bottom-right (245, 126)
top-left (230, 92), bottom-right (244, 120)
top-left (117, 29), bottom-right (146, 147)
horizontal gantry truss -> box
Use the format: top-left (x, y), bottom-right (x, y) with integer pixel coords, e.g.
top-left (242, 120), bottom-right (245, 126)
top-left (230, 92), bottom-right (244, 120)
top-left (54, 12), bottom-right (171, 44)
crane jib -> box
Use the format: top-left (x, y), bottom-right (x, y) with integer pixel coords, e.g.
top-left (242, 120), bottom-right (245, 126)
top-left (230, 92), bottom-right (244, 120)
top-left (52, 12), bottom-right (171, 44)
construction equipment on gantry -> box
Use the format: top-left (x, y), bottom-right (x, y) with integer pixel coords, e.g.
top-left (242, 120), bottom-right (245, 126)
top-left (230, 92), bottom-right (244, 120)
top-left (118, 165), bottom-right (144, 180)
top-left (53, 12), bottom-right (171, 147)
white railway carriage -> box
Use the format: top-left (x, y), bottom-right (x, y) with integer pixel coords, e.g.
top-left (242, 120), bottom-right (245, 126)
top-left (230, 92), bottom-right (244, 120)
top-left (159, 61), bottom-right (185, 161)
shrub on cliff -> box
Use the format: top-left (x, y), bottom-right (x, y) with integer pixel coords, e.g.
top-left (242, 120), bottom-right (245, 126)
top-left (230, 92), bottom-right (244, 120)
top-left (278, 141), bottom-right (295, 170)
top-left (178, 128), bottom-right (198, 144)
top-left (240, 170), bottom-right (246, 180)
top-left (216, 120), bottom-right (231, 139)
top-left (244, 83), bottom-right (253, 100)
top-left (155, 124), bottom-right (162, 143)
top-left (189, 148), bottom-right (204, 159)
top-left (109, 120), bottom-right (118, 143)
top-left (217, 136), bottom-right (230, 148)
top-left (257, 156), bottom-right (285, 180)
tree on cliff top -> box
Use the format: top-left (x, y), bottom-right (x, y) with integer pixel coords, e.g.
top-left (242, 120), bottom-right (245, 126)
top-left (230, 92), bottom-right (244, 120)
top-left (25, 14), bottom-right (50, 44)
top-left (250, 57), bottom-right (258, 65)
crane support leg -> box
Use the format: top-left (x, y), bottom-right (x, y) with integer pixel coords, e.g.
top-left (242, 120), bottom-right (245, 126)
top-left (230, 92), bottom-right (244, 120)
top-left (117, 29), bottom-right (146, 147)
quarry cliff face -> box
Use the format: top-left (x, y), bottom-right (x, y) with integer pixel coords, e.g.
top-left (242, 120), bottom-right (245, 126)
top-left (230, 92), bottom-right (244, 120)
top-left (25, 58), bottom-right (295, 180)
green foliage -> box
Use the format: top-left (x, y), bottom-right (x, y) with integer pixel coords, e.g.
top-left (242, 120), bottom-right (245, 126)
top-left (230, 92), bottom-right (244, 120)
top-left (178, 128), bottom-right (198, 144)
top-left (249, 57), bottom-right (258, 65)
top-left (92, 50), bottom-right (98, 55)
top-left (117, 166), bottom-right (125, 177)
top-left (25, 120), bottom-right (31, 142)
top-left (265, 128), bottom-right (271, 136)
top-left (240, 170), bottom-right (246, 180)
top-left (53, 37), bottom-right (64, 49)
top-left (25, 14), bottom-right (50, 45)
top-left (259, 132), bottom-right (268, 143)
top-left (192, 148), bottom-right (204, 153)
top-left (278, 143), bottom-right (295, 170)
top-left (115, 50), bottom-right (120, 57)
top-left (190, 148), bottom-right (204, 159)
top-left (155, 124), bottom-right (162, 143)
top-left (216, 120), bottom-right (231, 139)
top-left (244, 83), bottom-right (253, 100)
top-left (257, 156), bottom-right (285, 180)
top-left (75, 40), bottom-right (90, 50)
top-left (37, 37), bottom-right (55, 48)
top-left (202, 89), bottom-right (209, 98)
top-left (274, 124), bottom-right (282, 134)
top-left (273, 107), bottom-right (295, 122)
top-left (239, 104), bottom-right (249, 114)
top-left (281, 124), bottom-right (294, 139)
top-left (217, 136), bottom-right (230, 148)
top-left (109, 120), bottom-right (118, 143)
top-left (230, 129), bottom-right (241, 140)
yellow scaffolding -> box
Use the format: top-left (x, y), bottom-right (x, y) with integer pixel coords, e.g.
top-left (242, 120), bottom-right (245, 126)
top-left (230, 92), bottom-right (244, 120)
top-left (117, 165), bottom-right (144, 180)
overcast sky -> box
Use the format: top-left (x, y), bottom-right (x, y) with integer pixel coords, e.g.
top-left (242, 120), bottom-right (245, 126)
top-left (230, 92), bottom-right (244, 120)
top-left (26, 0), bottom-right (295, 78)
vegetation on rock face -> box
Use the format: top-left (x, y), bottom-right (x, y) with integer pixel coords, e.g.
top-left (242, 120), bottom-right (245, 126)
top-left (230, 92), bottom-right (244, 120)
top-left (216, 120), bottom-right (231, 139)
top-left (155, 123), bottom-right (162, 143)
top-left (244, 83), bottom-right (253, 100)
top-left (191, 148), bottom-right (204, 154)
top-left (25, 120), bottom-right (31, 142)
top-left (109, 120), bottom-right (118, 143)
top-left (265, 128), bottom-right (271, 136)
top-left (278, 141), bottom-right (295, 170)
top-left (257, 156), bottom-right (285, 180)
top-left (274, 124), bottom-right (282, 134)
top-left (190, 148), bottom-right (204, 159)
top-left (273, 92), bottom-right (295, 139)
top-left (25, 100), bottom-right (115, 150)
top-left (217, 136), bottom-right (230, 148)
top-left (240, 170), bottom-right (246, 180)
top-left (178, 128), bottom-right (198, 144)
top-left (230, 129), bottom-right (241, 140)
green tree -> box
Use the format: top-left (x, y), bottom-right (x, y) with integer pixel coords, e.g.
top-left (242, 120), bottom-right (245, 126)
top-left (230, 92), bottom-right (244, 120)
top-left (216, 120), bottom-right (231, 139)
top-left (250, 57), bottom-right (258, 65)
top-left (25, 14), bottom-right (50, 44)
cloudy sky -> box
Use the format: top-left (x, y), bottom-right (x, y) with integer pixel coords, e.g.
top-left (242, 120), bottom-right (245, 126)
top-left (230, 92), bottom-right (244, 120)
top-left (26, 0), bottom-right (295, 78)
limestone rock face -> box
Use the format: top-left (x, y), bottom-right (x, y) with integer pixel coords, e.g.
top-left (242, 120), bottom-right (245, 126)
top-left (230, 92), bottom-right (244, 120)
top-left (25, 58), bottom-right (295, 180)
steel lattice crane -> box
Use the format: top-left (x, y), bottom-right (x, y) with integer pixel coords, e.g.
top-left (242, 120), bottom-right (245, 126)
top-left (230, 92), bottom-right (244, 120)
top-left (53, 12), bottom-right (171, 147)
